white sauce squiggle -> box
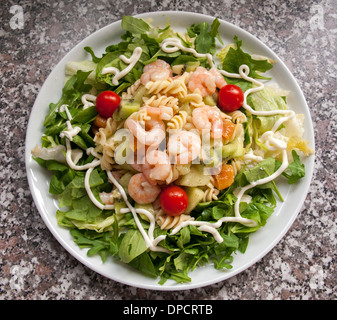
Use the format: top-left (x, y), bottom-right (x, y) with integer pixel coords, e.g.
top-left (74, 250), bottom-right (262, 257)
top-left (170, 146), bottom-right (289, 240)
top-left (160, 37), bottom-right (214, 67)
top-left (85, 167), bottom-right (114, 210)
top-left (101, 47), bottom-right (143, 85)
top-left (59, 105), bottom-right (81, 141)
top-left (64, 140), bottom-right (101, 170)
top-left (81, 94), bottom-right (96, 109)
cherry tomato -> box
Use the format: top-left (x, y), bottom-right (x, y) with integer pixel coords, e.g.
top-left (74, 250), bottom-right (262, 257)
top-left (95, 90), bottom-right (121, 118)
top-left (218, 84), bottom-right (244, 112)
top-left (159, 185), bottom-right (188, 216)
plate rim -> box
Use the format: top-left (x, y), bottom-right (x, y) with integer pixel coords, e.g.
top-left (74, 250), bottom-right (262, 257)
top-left (25, 10), bottom-right (315, 291)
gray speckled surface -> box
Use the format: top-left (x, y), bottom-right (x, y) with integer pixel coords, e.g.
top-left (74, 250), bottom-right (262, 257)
top-left (1, 0), bottom-right (336, 300)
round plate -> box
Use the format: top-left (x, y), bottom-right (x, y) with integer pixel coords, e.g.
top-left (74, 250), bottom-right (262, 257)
top-left (25, 11), bottom-right (315, 290)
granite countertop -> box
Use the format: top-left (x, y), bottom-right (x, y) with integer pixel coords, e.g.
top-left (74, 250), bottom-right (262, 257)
top-left (1, 0), bottom-right (336, 300)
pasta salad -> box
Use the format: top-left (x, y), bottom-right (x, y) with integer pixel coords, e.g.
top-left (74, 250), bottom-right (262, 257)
top-left (31, 16), bottom-right (313, 284)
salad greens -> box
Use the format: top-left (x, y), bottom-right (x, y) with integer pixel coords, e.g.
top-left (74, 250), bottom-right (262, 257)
top-left (32, 15), bottom-right (307, 284)
top-left (187, 18), bottom-right (223, 55)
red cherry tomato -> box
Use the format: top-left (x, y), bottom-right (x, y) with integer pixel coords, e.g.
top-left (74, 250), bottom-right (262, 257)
top-left (159, 186), bottom-right (188, 216)
top-left (95, 90), bottom-right (121, 118)
top-left (218, 84), bottom-right (244, 112)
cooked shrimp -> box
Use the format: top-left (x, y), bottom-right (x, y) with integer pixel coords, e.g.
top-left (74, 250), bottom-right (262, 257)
top-left (142, 149), bottom-right (171, 185)
top-left (140, 59), bottom-right (173, 85)
top-left (99, 188), bottom-right (121, 204)
top-left (188, 66), bottom-right (226, 97)
top-left (99, 191), bottom-right (114, 205)
top-left (209, 67), bottom-right (226, 89)
top-left (130, 153), bottom-right (144, 172)
top-left (192, 105), bottom-right (224, 139)
top-left (143, 105), bottom-right (173, 121)
top-left (125, 116), bottom-right (166, 147)
top-left (128, 173), bottom-right (161, 204)
top-left (168, 130), bottom-right (201, 164)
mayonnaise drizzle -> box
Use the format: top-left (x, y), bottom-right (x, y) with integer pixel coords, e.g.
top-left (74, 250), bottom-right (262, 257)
top-left (101, 47), bottom-right (143, 85)
top-left (85, 167), bottom-right (114, 210)
top-left (243, 149), bottom-right (264, 163)
top-left (219, 64), bottom-right (295, 120)
top-left (169, 130), bottom-right (290, 239)
top-left (59, 105), bottom-right (81, 141)
top-left (160, 37), bottom-right (214, 67)
top-left (81, 94), bottom-right (96, 109)
top-left (64, 140), bottom-right (101, 170)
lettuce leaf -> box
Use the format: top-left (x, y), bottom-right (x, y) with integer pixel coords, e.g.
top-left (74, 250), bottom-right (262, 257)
top-left (280, 150), bottom-right (306, 184)
top-left (118, 229), bottom-right (148, 263)
top-left (187, 18), bottom-right (222, 56)
top-left (249, 86), bottom-right (288, 134)
top-left (223, 36), bottom-right (273, 80)
top-left (70, 226), bottom-right (119, 262)
top-left (121, 15), bottom-right (151, 36)
top-left (43, 70), bottom-right (92, 128)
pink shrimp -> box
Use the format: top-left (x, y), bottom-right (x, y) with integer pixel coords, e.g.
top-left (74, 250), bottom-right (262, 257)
top-left (188, 66), bottom-right (226, 97)
top-left (167, 130), bottom-right (201, 164)
top-left (99, 172), bottom-right (123, 204)
top-left (209, 67), bottom-right (226, 89)
top-left (142, 149), bottom-right (171, 185)
top-left (192, 105), bottom-right (223, 139)
top-left (125, 116), bottom-right (166, 147)
top-left (128, 173), bottom-right (161, 204)
top-left (142, 105), bottom-right (173, 121)
top-left (140, 59), bottom-right (173, 85)
top-left (99, 192), bottom-right (114, 205)
top-left (130, 152), bottom-right (144, 172)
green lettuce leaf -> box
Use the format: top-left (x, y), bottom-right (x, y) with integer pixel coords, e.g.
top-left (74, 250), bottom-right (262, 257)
top-left (118, 229), bottom-right (148, 263)
top-left (249, 86), bottom-right (287, 134)
top-left (121, 15), bottom-right (150, 36)
top-left (223, 36), bottom-right (273, 78)
top-left (187, 18), bottom-right (222, 55)
top-left (43, 70), bottom-right (92, 128)
top-left (70, 226), bottom-right (119, 262)
top-left (281, 150), bottom-right (306, 184)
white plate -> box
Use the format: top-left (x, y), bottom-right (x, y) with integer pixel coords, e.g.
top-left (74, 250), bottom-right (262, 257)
top-left (25, 11), bottom-right (315, 290)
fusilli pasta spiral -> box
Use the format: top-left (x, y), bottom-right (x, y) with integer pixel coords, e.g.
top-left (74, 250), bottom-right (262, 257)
top-left (100, 137), bottom-right (117, 171)
top-left (136, 108), bottom-right (151, 124)
top-left (203, 176), bottom-right (220, 202)
top-left (155, 209), bottom-right (194, 230)
top-left (183, 90), bottom-right (205, 108)
top-left (143, 94), bottom-right (179, 115)
top-left (145, 76), bottom-right (188, 100)
top-left (165, 163), bottom-right (191, 184)
top-left (229, 110), bottom-right (247, 124)
top-left (167, 111), bottom-right (188, 131)
top-left (94, 117), bottom-right (121, 146)
top-left (121, 79), bottom-right (142, 100)
top-left (231, 159), bottom-right (242, 176)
